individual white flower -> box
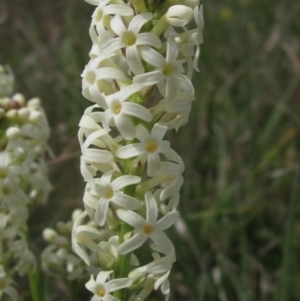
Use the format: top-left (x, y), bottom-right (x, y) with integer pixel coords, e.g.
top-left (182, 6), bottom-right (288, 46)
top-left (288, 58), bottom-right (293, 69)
top-left (116, 123), bottom-right (171, 177)
top-left (90, 0), bottom-right (133, 35)
top-left (116, 191), bottom-right (179, 255)
top-left (133, 34), bottom-right (194, 101)
top-left (90, 171), bottom-right (142, 226)
top-left (102, 84), bottom-right (152, 140)
top-left (85, 270), bottom-right (132, 301)
top-left (82, 57), bottom-right (129, 104)
top-left (99, 13), bottom-right (162, 75)
top-left (72, 211), bottom-right (104, 265)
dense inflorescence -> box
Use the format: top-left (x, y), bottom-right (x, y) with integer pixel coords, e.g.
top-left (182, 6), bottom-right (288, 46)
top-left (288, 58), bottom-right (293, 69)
top-left (73, 0), bottom-right (204, 300)
top-left (0, 66), bottom-right (51, 299)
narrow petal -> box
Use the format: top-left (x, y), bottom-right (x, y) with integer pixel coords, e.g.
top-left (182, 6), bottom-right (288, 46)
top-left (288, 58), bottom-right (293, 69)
top-left (151, 123), bottom-right (167, 140)
top-left (100, 171), bottom-right (113, 186)
top-left (165, 76), bottom-right (177, 101)
top-left (89, 84), bottom-right (107, 108)
top-left (103, 5), bottom-right (133, 17)
top-left (145, 192), bottom-right (158, 223)
top-left (150, 231), bottom-right (174, 255)
top-left (126, 46), bottom-right (144, 75)
top-left (174, 73), bottom-right (195, 95)
top-left (110, 15), bottom-right (127, 36)
top-left (115, 114), bottom-right (136, 140)
top-left (82, 129), bottom-right (107, 149)
top-left (156, 211), bottom-right (179, 230)
top-left (136, 33), bottom-right (162, 48)
top-left (117, 84), bottom-right (142, 102)
top-left (117, 232), bottom-right (146, 255)
top-left (96, 270), bottom-right (113, 284)
top-left (135, 124), bottom-right (150, 142)
top-left (112, 193), bottom-right (142, 210)
top-left (83, 149), bottom-right (113, 164)
top-left (133, 70), bottom-right (164, 87)
top-left (105, 278), bottom-right (133, 293)
top-left (95, 198), bottom-right (110, 226)
top-left (85, 275), bottom-right (96, 293)
top-left (140, 46), bottom-right (165, 68)
top-left (116, 143), bottom-right (145, 159)
top-left (128, 13), bottom-right (152, 33)
top-left (112, 175), bottom-right (141, 191)
top-left (104, 295), bottom-right (121, 301)
top-left (147, 152), bottom-right (161, 177)
top-left (122, 102), bottom-right (153, 122)
top-left (166, 35), bottom-right (178, 62)
top-left (102, 110), bottom-right (114, 132)
top-left (116, 209), bottom-right (145, 228)
top-left (99, 38), bottom-right (125, 57)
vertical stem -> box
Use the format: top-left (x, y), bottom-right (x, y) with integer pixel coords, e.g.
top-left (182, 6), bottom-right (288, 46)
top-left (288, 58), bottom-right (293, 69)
top-left (113, 181), bottom-right (137, 300)
top-left (28, 267), bottom-right (41, 301)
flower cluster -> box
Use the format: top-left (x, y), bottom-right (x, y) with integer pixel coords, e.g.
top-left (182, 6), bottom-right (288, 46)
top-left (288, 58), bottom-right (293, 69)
top-left (73, 0), bottom-right (203, 300)
top-left (0, 71), bottom-right (51, 299)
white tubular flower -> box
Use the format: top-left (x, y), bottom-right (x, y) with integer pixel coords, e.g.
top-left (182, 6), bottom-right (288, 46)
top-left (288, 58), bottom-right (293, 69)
top-left (116, 192), bottom-right (179, 255)
top-left (99, 13), bottom-right (162, 75)
top-left (133, 34), bottom-right (194, 101)
top-left (91, 171), bottom-right (142, 226)
top-left (90, 0), bottom-right (133, 34)
top-left (102, 84), bottom-right (152, 140)
top-left (116, 123), bottom-right (170, 176)
top-left (86, 271), bottom-right (132, 301)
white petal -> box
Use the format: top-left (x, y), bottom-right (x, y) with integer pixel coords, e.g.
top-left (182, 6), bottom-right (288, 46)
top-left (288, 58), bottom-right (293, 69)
top-left (112, 193), bottom-right (142, 210)
top-left (104, 295), bottom-right (121, 301)
top-left (136, 33), bottom-right (162, 48)
top-left (102, 110), bottom-right (114, 131)
top-left (150, 231), bottom-right (174, 255)
top-left (99, 38), bottom-right (125, 58)
top-left (122, 102), bottom-right (153, 122)
top-left (89, 84), bottom-right (107, 108)
top-left (151, 123), bottom-right (167, 140)
top-left (116, 209), bottom-right (145, 228)
top-left (147, 152), bottom-right (161, 177)
top-left (83, 149), bottom-right (113, 164)
top-left (166, 35), bottom-right (178, 62)
top-left (118, 84), bottom-right (142, 102)
top-left (165, 76), bottom-right (176, 102)
top-left (85, 275), bottom-right (96, 293)
top-left (105, 278), bottom-right (133, 293)
top-left (115, 114), bottom-right (136, 140)
top-left (140, 46), bottom-right (165, 68)
top-left (145, 192), bottom-right (158, 223)
top-left (82, 129), bottom-right (107, 149)
top-left (100, 171), bottom-right (113, 186)
top-left (126, 46), bottom-right (144, 75)
top-left (103, 4), bottom-right (133, 17)
top-left (95, 198), bottom-right (110, 226)
top-left (116, 143), bottom-right (145, 159)
top-left (112, 175), bottom-right (141, 191)
top-left (96, 67), bottom-right (127, 82)
top-left (156, 211), bottom-right (179, 230)
top-left (117, 232), bottom-right (146, 255)
top-left (133, 70), bottom-right (164, 87)
top-left (136, 124), bottom-right (150, 142)
top-left (110, 15), bottom-right (127, 36)
top-left (174, 74), bottom-right (195, 95)
top-left (128, 13), bottom-right (152, 33)
top-left (96, 270), bottom-right (113, 284)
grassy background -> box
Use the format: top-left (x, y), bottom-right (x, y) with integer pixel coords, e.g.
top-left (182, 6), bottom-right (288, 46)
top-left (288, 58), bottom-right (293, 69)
top-left (1, 0), bottom-right (300, 300)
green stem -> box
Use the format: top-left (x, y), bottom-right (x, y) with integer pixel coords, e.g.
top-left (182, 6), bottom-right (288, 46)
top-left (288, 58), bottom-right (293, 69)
top-left (28, 267), bottom-right (41, 301)
top-left (113, 180), bottom-right (137, 300)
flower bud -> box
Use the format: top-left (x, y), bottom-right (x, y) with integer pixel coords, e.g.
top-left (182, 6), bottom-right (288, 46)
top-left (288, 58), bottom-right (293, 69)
top-left (43, 228), bottom-right (58, 243)
top-left (6, 126), bottom-right (21, 140)
top-left (166, 5), bottom-right (193, 27)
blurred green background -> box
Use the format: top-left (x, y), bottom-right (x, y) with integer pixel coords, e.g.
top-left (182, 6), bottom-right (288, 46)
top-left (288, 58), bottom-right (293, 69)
top-left (1, 0), bottom-right (300, 300)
